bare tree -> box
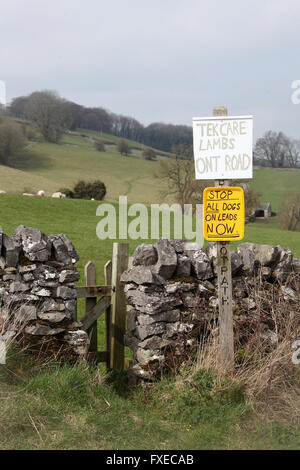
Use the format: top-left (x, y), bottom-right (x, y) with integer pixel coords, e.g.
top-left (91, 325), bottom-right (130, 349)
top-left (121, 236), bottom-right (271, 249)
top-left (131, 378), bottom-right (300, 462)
top-left (254, 131), bottom-right (287, 168)
top-left (117, 139), bottom-right (131, 156)
top-left (255, 131), bottom-right (300, 168)
top-left (0, 117), bottom-right (25, 165)
top-left (142, 147), bottom-right (156, 161)
top-left (24, 90), bottom-right (66, 143)
top-left (155, 145), bottom-right (208, 208)
top-left (283, 137), bottom-right (300, 168)
top-left (279, 192), bottom-right (300, 231)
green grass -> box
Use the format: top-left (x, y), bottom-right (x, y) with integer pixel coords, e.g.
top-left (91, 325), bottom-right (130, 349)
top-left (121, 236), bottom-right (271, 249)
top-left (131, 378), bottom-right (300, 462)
top-left (0, 193), bottom-right (299, 354)
top-left (0, 354), bottom-right (298, 450)
top-left (0, 194), bottom-right (299, 450)
top-left (1, 130), bottom-right (170, 205)
top-left (1, 130), bottom-right (299, 212)
top-left (250, 167), bottom-right (300, 212)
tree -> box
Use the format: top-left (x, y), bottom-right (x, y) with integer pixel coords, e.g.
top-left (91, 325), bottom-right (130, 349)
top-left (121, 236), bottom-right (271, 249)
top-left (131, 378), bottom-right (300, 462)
top-left (24, 90), bottom-right (67, 143)
top-left (155, 145), bottom-right (208, 208)
top-left (94, 139), bottom-right (106, 152)
top-left (283, 137), bottom-right (300, 168)
top-left (254, 131), bottom-right (300, 168)
top-left (278, 192), bottom-right (300, 231)
top-left (142, 147), bottom-right (156, 161)
top-left (117, 139), bottom-right (131, 156)
top-left (0, 117), bottom-right (25, 166)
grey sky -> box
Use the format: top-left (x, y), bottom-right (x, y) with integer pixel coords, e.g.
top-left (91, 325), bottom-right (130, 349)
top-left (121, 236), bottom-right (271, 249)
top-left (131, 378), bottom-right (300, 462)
top-left (1, 0), bottom-right (300, 139)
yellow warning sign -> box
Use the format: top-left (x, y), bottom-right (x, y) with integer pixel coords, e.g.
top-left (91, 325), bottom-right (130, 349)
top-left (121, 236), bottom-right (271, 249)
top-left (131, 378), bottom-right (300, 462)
top-left (203, 187), bottom-right (245, 241)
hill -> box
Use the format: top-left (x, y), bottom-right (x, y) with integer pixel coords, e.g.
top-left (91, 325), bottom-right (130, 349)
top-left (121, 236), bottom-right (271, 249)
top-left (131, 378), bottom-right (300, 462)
top-left (0, 128), bottom-right (299, 211)
top-left (1, 130), bottom-right (171, 204)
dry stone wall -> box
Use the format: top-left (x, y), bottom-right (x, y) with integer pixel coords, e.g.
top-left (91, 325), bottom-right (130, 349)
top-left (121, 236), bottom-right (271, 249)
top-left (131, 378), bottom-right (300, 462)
top-left (0, 226), bottom-right (89, 359)
top-left (121, 239), bottom-right (300, 380)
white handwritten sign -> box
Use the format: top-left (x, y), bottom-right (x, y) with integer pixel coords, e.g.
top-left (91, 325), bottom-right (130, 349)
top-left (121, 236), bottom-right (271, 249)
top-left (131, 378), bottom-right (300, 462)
top-left (192, 115), bottom-right (253, 180)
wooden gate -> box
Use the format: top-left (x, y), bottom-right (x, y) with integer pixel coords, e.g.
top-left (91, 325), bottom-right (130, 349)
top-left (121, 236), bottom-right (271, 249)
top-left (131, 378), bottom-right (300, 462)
top-left (75, 243), bottom-right (129, 370)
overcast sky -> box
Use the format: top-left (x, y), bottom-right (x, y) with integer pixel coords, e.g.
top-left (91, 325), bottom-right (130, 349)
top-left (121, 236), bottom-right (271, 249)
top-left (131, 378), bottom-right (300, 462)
top-left (1, 0), bottom-right (300, 139)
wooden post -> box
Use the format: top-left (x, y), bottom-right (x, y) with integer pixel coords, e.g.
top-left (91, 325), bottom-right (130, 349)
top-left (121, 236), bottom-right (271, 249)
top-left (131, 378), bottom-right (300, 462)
top-left (110, 242), bottom-right (129, 370)
top-left (104, 260), bottom-right (112, 370)
top-left (213, 106), bottom-right (234, 372)
top-left (84, 261), bottom-right (98, 353)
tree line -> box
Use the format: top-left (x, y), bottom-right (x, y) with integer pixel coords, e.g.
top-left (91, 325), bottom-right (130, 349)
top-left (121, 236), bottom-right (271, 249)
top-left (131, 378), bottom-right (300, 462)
top-left (2, 89), bottom-right (300, 168)
top-left (8, 90), bottom-right (193, 152)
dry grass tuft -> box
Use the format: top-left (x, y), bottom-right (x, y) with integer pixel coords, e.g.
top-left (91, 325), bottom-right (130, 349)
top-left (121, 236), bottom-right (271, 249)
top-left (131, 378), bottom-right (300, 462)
top-left (196, 273), bottom-right (300, 427)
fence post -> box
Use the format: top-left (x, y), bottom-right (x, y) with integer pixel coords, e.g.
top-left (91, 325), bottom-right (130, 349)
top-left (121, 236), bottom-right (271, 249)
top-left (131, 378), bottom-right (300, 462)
top-left (110, 243), bottom-right (129, 370)
top-left (104, 260), bottom-right (112, 370)
top-left (84, 261), bottom-right (97, 353)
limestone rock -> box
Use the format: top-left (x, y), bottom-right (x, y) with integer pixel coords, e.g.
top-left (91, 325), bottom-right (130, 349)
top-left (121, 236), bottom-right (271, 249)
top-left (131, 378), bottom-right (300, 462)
top-left (139, 335), bottom-right (171, 350)
top-left (292, 258), bottom-right (300, 273)
top-left (65, 299), bottom-right (77, 318)
top-left (121, 266), bottom-right (165, 285)
top-left (49, 234), bottom-right (79, 265)
top-left (56, 286), bottom-right (77, 300)
top-left (136, 322), bottom-right (166, 340)
top-left (205, 243), bottom-right (218, 274)
top-left (25, 324), bottom-right (65, 336)
top-left (59, 269), bottom-right (80, 283)
top-left (237, 243), bottom-right (255, 275)
top-left (153, 238), bottom-right (177, 280)
top-left (272, 247), bottom-right (293, 282)
top-left (2, 235), bottom-right (20, 267)
top-left (125, 289), bottom-right (182, 314)
top-left (63, 330), bottom-right (89, 356)
top-left (137, 309), bottom-right (181, 326)
top-left (19, 264), bottom-right (37, 273)
top-left (132, 244), bottom-right (158, 266)
top-left (15, 305), bottom-right (37, 322)
top-left (135, 348), bottom-right (164, 365)
top-left (191, 250), bottom-right (213, 280)
top-left (15, 226), bottom-right (51, 262)
top-left (231, 252), bottom-right (243, 276)
top-left (124, 332), bottom-right (139, 350)
top-left (38, 311), bottom-right (69, 323)
top-left (9, 281), bottom-right (30, 293)
top-left (176, 254), bottom-right (191, 277)
top-left (41, 299), bottom-right (66, 312)
top-left (127, 309), bottom-right (138, 332)
top-left (31, 287), bottom-right (51, 297)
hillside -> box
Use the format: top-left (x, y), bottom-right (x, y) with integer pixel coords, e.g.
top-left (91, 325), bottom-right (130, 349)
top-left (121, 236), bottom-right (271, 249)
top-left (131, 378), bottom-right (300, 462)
top-left (0, 129), bottom-right (299, 210)
top-left (0, 130), bottom-right (172, 204)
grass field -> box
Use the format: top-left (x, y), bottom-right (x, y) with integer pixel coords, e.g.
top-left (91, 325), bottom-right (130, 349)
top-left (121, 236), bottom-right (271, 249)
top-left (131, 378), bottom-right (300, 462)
top-left (0, 193), bottom-right (299, 351)
top-left (0, 130), bottom-right (299, 212)
top-left (0, 133), bottom-right (299, 450)
top-left (1, 354), bottom-right (299, 450)
top-left (2, 130), bottom-right (171, 204)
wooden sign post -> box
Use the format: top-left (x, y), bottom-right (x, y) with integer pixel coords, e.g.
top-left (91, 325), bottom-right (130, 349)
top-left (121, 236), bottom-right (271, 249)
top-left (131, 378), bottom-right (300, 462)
top-left (213, 106), bottom-right (234, 372)
top-left (193, 106), bottom-right (253, 373)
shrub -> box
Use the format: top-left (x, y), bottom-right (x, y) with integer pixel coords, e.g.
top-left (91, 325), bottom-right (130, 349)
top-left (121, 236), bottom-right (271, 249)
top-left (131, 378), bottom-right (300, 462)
top-left (117, 139), bottom-right (131, 156)
top-left (142, 147), bottom-right (156, 161)
top-left (59, 188), bottom-right (74, 198)
top-left (73, 180), bottom-right (106, 200)
top-left (94, 140), bottom-right (106, 152)
top-left (0, 117), bottom-right (25, 166)
top-left (278, 192), bottom-right (300, 231)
